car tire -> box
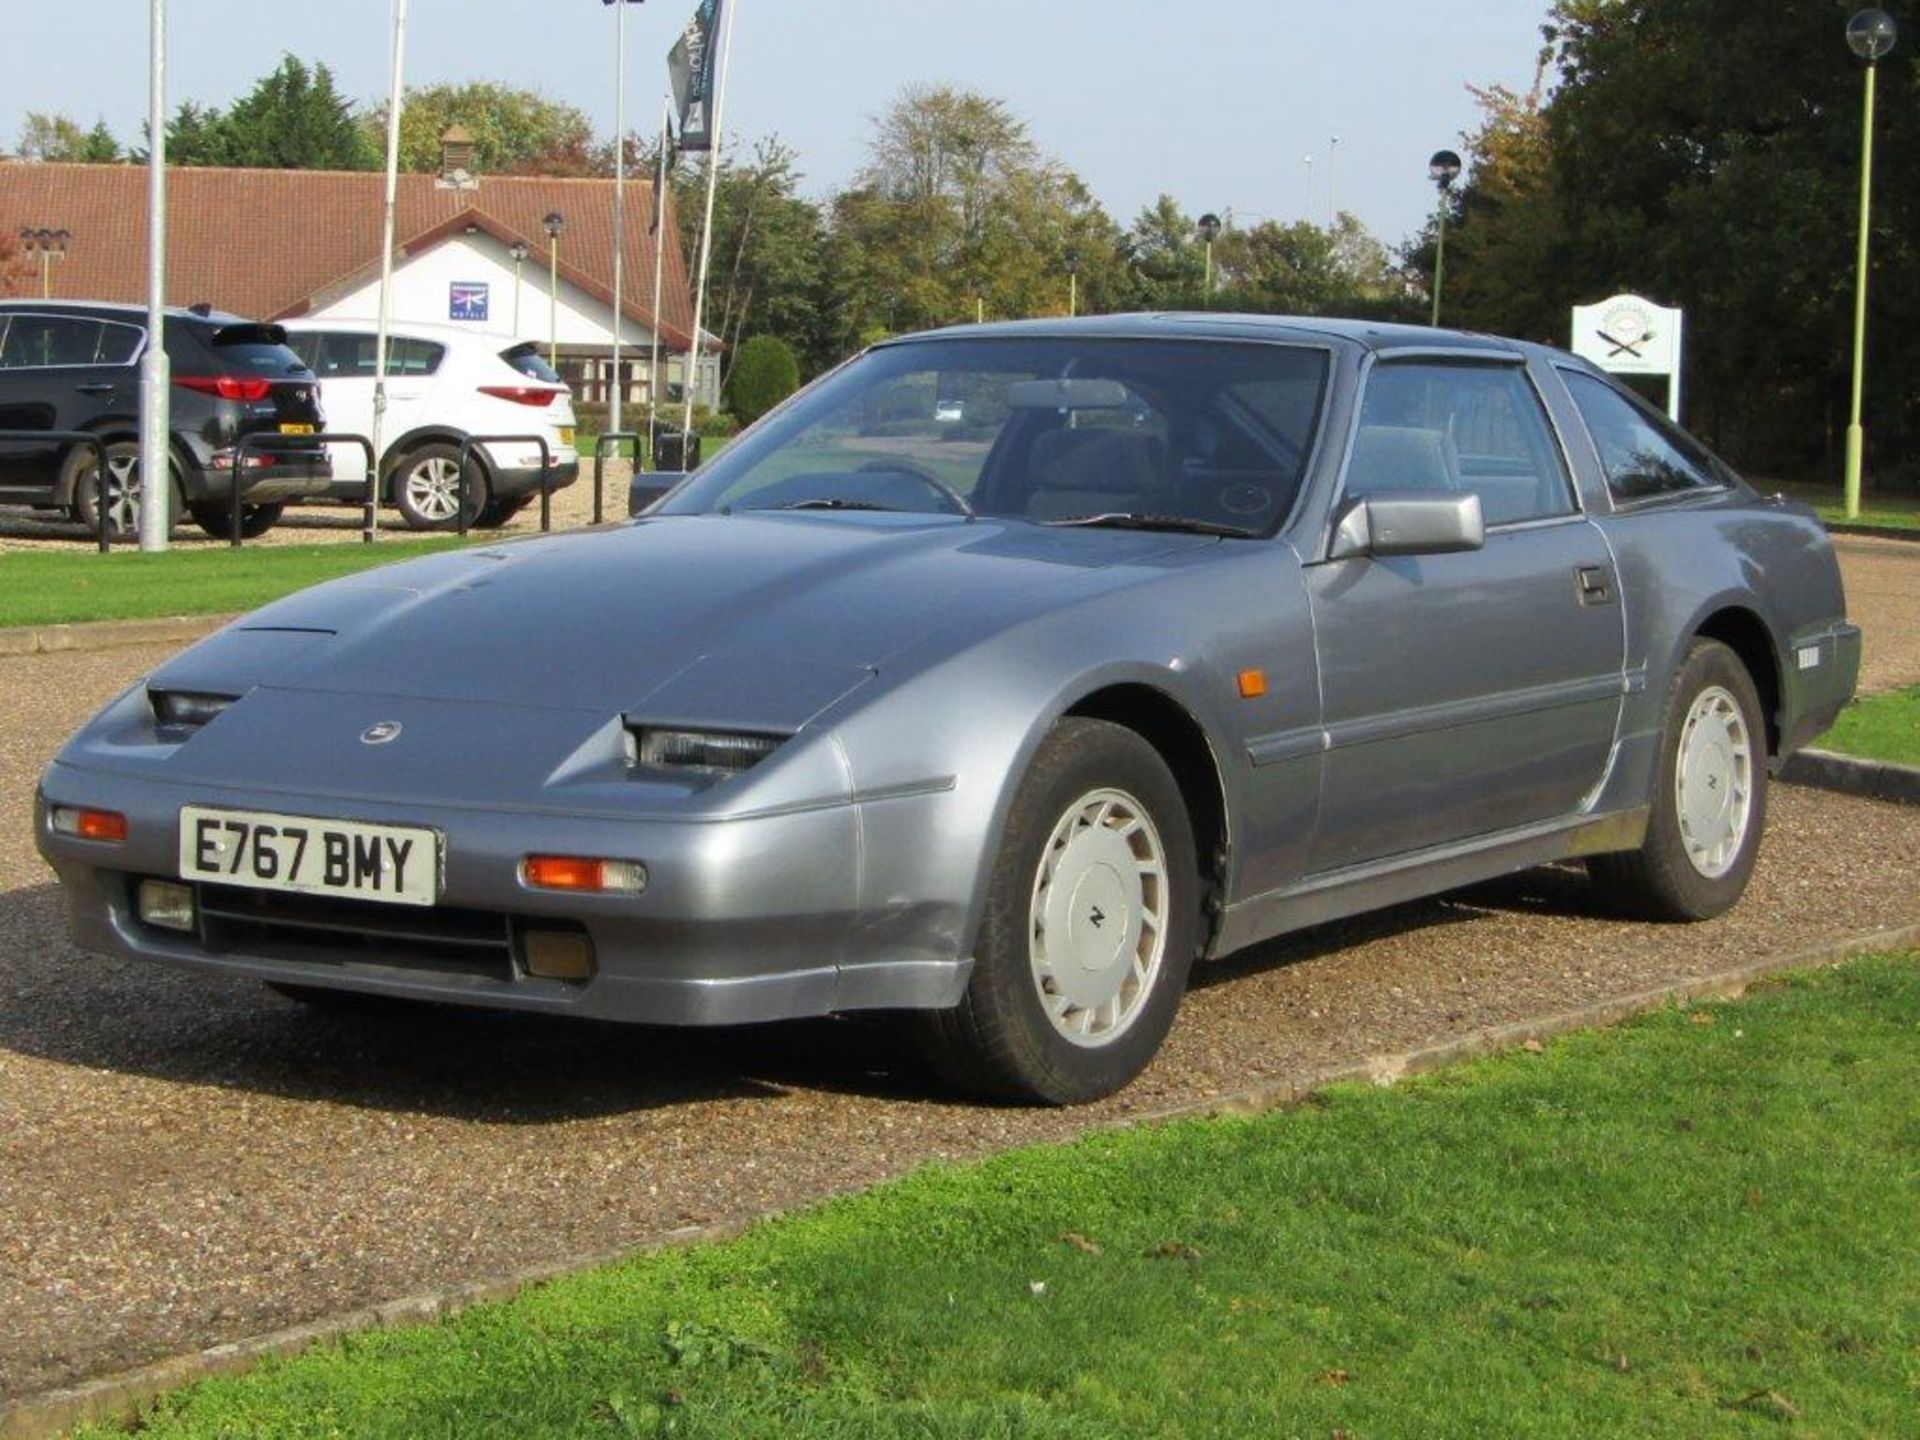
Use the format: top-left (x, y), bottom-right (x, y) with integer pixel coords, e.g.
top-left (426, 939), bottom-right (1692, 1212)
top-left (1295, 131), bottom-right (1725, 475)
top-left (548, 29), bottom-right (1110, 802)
top-left (391, 442), bottom-right (488, 530)
top-left (474, 495), bottom-right (529, 529)
top-left (188, 500), bottom-right (286, 540)
top-left (64, 440), bottom-right (143, 541)
top-left (920, 717), bottom-right (1200, 1105)
top-left (1589, 637), bottom-right (1769, 921)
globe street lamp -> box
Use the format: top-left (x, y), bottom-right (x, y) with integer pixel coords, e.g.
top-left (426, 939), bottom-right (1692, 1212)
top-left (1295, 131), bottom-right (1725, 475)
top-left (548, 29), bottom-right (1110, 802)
top-left (543, 210), bottom-right (566, 370)
top-left (1843, 7), bottom-right (1896, 520)
top-left (508, 240), bottom-right (530, 335)
top-left (1427, 149), bottom-right (1462, 328)
top-left (1197, 213), bottom-right (1222, 306)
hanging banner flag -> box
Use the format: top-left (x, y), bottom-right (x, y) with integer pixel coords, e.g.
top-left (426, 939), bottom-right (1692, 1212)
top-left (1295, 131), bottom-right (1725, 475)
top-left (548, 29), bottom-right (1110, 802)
top-left (650, 120), bottom-right (676, 234)
top-left (667, 0), bottom-right (722, 150)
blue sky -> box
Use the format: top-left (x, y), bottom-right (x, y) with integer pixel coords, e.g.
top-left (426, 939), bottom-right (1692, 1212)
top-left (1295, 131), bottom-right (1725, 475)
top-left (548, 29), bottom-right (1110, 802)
top-left (2, 0), bottom-right (1555, 248)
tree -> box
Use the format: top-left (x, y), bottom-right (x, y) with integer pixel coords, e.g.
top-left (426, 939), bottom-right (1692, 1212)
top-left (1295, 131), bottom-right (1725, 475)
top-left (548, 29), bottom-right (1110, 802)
top-left (667, 137), bottom-right (827, 376)
top-left (15, 113), bottom-right (122, 163)
top-left (727, 334), bottom-right (800, 422)
top-left (1436, 0), bottom-right (1920, 484)
top-left (369, 83), bottom-right (608, 177)
top-left (141, 58), bottom-right (375, 169)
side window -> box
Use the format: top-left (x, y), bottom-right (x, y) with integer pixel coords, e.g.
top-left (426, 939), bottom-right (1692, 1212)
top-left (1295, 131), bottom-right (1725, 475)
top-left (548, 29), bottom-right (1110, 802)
top-left (1563, 370), bottom-right (1721, 502)
top-left (316, 333), bottom-right (380, 379)
top-left (1347, 363), bottom-right (1576, 525)
top-left (284, 332), bottom-right (321, 370)
top-left (96, 322), bottom-right (145, 365)
top-left (390, 338), bottom-right (446, 376)
top-left (0, 315), bottom-right (107, 368)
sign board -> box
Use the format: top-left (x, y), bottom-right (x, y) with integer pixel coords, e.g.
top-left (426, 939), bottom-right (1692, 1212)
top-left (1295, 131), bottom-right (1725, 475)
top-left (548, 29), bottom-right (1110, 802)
top-left (1570, 293), bottom-right (1684, 422)
top-left (449, 281), bottom-right (490, 323)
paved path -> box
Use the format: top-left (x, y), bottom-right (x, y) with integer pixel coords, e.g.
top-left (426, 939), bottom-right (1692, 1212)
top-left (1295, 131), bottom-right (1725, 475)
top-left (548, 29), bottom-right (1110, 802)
top-left (1834, 535), bottom-right (1920, 693)
top-left (2, 634), bottom-right (1917, 1402)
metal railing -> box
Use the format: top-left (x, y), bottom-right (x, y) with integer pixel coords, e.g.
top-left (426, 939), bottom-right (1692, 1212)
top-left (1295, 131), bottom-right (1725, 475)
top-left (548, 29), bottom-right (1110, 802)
top-left (592, 431), bottom-right (642, 525)
top-left (0, 431), bottom-right (113, 552)
top-left (452, 434), bottom-right (557, 538)
top-left (228, 433), bottom-right (379, 549)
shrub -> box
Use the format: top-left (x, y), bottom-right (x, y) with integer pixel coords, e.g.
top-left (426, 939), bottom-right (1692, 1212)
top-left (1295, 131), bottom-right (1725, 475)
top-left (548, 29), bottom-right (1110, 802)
top-left (727, 335), bottom-right (801, 425)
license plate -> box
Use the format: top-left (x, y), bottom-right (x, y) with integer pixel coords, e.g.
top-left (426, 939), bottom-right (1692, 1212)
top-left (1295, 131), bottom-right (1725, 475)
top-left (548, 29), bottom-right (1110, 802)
top-left (279, 423), bottom-right (316, 435)
top-left (558, 426), bottom-right (575, 447)
top-left (178, 806), bottom-right (440, 907)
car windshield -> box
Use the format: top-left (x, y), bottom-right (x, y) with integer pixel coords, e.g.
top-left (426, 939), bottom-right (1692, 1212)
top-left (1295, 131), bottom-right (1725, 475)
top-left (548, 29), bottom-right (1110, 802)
top-left (660, 337), bottom-right (1330, 534)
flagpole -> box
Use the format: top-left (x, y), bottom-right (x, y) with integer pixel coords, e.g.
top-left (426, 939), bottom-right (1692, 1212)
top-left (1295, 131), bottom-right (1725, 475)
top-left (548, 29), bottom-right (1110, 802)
top-left (137, 0), bottom-right (169, 551)
top-left (609, 0), bottom-right (627, 437)
top-left (369, 0), bottom-right (408, 543)
top-left (683, 0), bottom-right (736, 440)
top-left (647, 93), bottom-right (671, 467)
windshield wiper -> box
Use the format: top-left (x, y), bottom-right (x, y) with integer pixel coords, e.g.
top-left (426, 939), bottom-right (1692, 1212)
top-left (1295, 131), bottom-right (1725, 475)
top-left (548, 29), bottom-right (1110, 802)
top-left (780, 498), bottom-right (903, 513)
top-left (1041, 512), bottom-right (1260, 538)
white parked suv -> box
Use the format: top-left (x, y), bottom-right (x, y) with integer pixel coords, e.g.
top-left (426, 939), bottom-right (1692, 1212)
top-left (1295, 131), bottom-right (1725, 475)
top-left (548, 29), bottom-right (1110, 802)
top-left (281, 320), bottom-right (579, 529)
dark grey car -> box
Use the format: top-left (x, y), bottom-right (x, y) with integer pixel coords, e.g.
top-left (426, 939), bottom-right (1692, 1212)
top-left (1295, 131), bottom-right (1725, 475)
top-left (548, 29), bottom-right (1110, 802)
top-left (36, 316), bottom-right (1859, 1102)
top-left (0, 300), bottom-right (329, 539)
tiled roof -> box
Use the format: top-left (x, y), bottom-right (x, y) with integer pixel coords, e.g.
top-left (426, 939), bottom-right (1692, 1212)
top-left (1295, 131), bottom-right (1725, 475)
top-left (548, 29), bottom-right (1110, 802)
top-left (0, 163), bottom-right (700, 350)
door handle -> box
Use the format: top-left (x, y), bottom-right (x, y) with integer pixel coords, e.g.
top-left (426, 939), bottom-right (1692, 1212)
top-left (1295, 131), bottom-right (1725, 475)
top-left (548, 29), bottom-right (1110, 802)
top-left (75, 382), bottom-right (115, 395)
top-left (1576, 565), bottom-right (1615, 607)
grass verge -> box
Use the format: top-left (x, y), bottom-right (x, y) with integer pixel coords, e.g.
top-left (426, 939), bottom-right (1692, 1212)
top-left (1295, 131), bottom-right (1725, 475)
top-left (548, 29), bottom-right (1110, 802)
top-left (1773, 482), bottom-right (1920, 533)
top-left (0, 540), bottom-right (467, 629)
top-left (1820, 685), bottom-right (1920, 768)
top-left (81, 954), bottom-right (1920, 1439)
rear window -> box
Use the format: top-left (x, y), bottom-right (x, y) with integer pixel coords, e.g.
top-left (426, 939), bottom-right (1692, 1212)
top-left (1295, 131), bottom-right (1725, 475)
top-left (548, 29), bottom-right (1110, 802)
top-left (211, 324), bottom-right (312, 378)
top-left (501, 343), bottom-right (563, 384)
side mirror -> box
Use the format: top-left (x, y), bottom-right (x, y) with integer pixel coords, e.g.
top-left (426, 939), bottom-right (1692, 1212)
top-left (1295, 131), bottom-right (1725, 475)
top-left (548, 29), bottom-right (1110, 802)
top-left (629, 471), bottom-right (687, 517)
top-left (1329, 491), bottom-right (1484, 560)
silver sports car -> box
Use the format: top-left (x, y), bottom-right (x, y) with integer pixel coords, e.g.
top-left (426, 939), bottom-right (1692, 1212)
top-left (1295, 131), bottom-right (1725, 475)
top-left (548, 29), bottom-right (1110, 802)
top-left (37, 316), bottom-right (1860, 1103)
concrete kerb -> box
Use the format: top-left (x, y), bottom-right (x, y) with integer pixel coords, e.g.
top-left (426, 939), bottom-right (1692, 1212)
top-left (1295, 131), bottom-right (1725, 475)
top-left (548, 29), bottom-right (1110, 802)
top-left (0, 615), bottom-right (232, 659)
top-left (6, 921), bottom-right (1919, 1440)
top-left (1781, 748), bottom-right (1920, 806)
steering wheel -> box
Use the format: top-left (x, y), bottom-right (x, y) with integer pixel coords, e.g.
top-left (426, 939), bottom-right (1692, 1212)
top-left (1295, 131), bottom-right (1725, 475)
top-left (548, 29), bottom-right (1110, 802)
top-left (858, 460), bottom-right (974, 516)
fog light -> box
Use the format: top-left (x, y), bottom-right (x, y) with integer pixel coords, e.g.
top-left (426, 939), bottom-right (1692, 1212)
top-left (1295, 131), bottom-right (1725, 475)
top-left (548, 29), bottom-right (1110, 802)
top-left (51, 807), bottom-right (127, 843)
top-left (520, 855), bottom-right (648, 894)
top-left (523, 929), bottom-right (596, 980)
top-left (138, 879), bottom-right (196, 933)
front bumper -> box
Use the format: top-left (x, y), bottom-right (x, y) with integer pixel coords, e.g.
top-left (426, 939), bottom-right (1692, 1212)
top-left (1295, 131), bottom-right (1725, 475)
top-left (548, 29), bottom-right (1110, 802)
top-left (35, 762), bottom-right (971, 1026)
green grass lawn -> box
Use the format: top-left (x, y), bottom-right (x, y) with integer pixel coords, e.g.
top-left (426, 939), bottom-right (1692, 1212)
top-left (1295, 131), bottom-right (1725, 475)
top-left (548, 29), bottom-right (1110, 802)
top-left (83, 954), bottom-right (1920, 1439)
top-left (1820, 686), bottom-right (1920, 768)
top-left (1773, 482), bottom-right (1920, 532)
top-left (0, 540), bottom-right (467, 629)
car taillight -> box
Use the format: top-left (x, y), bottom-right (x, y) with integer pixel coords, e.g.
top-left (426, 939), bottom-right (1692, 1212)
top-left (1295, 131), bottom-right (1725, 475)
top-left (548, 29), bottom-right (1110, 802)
top-left (176, 375), bottom-right (273, 402)
top-left (478, 385), bottom-right (564, 407)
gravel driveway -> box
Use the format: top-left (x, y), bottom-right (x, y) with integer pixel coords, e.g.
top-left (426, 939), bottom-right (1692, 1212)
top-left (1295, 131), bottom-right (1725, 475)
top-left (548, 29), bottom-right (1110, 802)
top-left (3, 545), bottom-right (1918, 1404)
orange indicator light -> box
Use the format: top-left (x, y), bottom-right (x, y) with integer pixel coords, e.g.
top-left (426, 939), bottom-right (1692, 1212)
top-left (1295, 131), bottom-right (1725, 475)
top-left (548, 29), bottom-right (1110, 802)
top-left (1237, 669), bottom-right (1269, 699)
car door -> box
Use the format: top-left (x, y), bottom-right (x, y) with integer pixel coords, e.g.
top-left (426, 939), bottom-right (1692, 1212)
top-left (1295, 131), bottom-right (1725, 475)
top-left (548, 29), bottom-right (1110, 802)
top-left (1303, 357), bottom-right (1625, 873)
top-left (0, 311), bottom-right (137, 502)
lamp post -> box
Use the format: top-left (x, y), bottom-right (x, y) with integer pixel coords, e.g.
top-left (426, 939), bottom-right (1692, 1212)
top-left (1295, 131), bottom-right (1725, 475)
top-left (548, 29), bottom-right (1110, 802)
top-left (603, 0), bottom-right (644, 436)
top-left (139, 0), bottom-right (170, 551)
top-left (1843, 7), bottom-right (1896, 520)
top-left (1065, 245), bottom-right (1081, 318)
top-left (543, 210), bottom-right (565, 371)
top-left (508, 240), bottom-right (529, 335)
top-left (19, 228), bottom-right (72, 297)
top-left (1327, 135), bottom-right (1341, 229)
top-left (1197, 213), bottom-right (1222, 306)
top-left (1427, 149), bottom-right (1462, 328)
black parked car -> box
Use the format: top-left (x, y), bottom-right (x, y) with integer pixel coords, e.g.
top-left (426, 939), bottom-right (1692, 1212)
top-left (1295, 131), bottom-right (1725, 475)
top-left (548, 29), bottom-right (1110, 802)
top-left (0, 301), bottom-right (330, 539)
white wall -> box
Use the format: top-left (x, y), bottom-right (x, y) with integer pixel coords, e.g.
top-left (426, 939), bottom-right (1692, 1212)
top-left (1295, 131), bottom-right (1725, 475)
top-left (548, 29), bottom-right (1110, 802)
top-left (313, 232), bottom-right (658, 349)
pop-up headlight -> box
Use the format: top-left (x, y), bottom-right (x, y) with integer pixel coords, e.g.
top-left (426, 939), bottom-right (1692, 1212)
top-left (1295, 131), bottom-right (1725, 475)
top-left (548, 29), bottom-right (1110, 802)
top-left (630, 727), bottom-right (783, 777)
top-left (149, 689), bottom-right (238, 737)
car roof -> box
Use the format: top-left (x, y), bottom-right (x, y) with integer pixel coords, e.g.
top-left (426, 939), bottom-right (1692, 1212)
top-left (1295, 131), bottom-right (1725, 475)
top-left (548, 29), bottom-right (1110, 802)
top-left (280, 317), bottom-right (530, 346)
top-left (884, 311), bottom-right (1545, 361)
top-left (0, 298), bottom-right (251, 326)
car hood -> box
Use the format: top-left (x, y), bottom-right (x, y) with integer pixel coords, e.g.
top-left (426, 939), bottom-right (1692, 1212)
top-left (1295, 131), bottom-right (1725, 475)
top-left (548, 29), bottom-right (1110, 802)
top-left (153, 512), bottom-right (1212, 722)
